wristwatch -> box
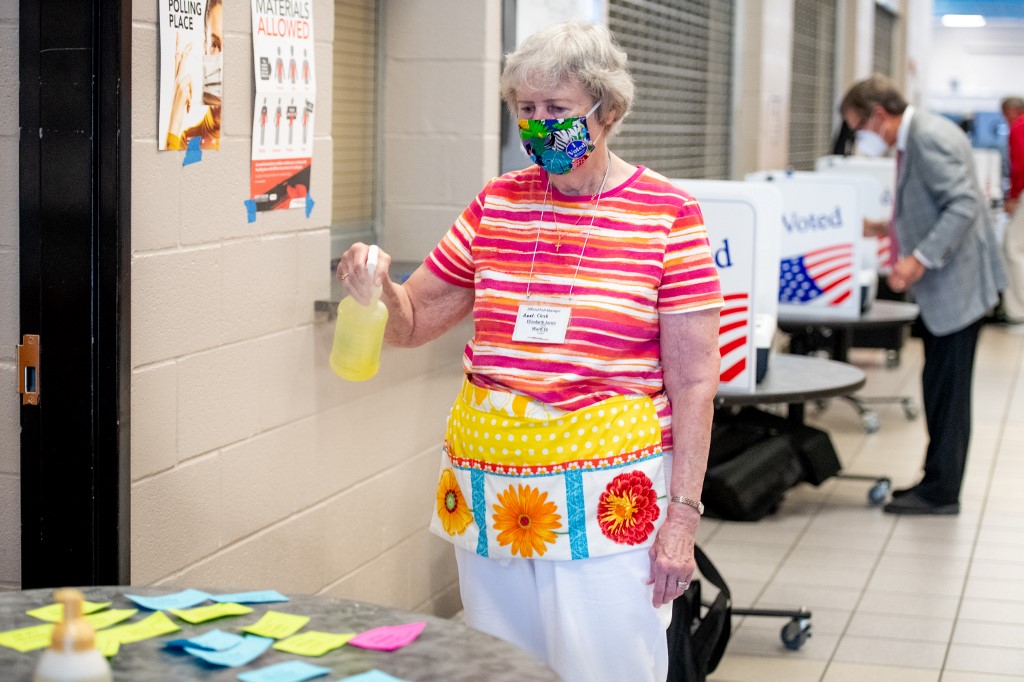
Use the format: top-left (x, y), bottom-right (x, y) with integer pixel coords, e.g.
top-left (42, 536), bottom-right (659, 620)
top-left (670, 495), bottom-right (704, 515)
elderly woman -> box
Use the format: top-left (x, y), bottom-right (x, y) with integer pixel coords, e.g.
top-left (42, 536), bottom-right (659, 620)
top-left (337, 21), bottom-right (722, 681)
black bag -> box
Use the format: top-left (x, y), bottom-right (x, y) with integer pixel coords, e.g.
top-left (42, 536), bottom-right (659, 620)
top-left (789, 423), bottom-right (841, 486)
top-left (667, 545), bottom-right (732, 681)
top-left (703, 433), bottom-right (803, 521)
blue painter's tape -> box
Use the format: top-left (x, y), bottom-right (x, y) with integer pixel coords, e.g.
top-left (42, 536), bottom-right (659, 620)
top-left (472, 469), bottom-right (488, 557)
top-left (244, 199), bottom-right (257, 223)
top-left (182, 136), bottom-right (203, 166)
top-left (304, 196), bottom-right (315, 218)
top-left (565, 469), bottom-right (589, 560)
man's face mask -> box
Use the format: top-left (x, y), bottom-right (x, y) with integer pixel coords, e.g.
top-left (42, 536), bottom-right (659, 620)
top-left (854, 111), bottom-right (888, 157)
top-left (518, 101), bottom-right (601, 175)
top-left (202, 53), bottom-right (223, 107)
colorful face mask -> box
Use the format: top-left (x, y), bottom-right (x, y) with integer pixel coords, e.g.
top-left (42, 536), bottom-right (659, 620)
top-left (518, 101), bottom-right (601, 175)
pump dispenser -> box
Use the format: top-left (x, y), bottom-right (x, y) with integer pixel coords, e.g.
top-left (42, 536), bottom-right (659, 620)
top-left (330, 245), bottom-right (389, 381)
top-left (34, 589), bottom-right (112, 682)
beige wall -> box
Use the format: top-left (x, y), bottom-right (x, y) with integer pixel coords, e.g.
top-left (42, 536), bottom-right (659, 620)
top-left (0, 0), bottom-right (19, 591)
top-left (128, 0), bottom-right (498, 617)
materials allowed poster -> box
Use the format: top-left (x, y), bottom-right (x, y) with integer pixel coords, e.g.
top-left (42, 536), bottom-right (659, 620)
top-left (159, 0), bottom-right (224, 151)
top-left (250, 0), bottom-right (316, 212)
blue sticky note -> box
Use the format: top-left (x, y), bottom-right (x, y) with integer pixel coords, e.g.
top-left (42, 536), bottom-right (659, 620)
top-left (124, 589), bottom-right (211, 611)
top-left (183, 136), bottom-right (203, 166)
top-left (238, 661), bottom-right (331, 682)
top-left (165, 629), bottom-right (243, 651)
top-left (211, 590), bottom-right (289, 605)
top-left (244, 199), bottom-right (258, 223)
top-left (304, 196), bottom-right (315, 218)
top-left (186, 634), bottom-right (273, 667)
top-left (338, 672), bottom-right (409, 682)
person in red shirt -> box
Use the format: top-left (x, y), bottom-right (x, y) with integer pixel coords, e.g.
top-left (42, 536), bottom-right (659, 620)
top-left (1002, 97), bottom-right (1024, 324)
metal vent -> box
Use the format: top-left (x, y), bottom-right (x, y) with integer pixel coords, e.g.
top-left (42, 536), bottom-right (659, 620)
top-left (608, 0), bottom-right (735, 179)
top-left (873, 6), bottom-right (896, 77)
top-left (789, 0), bottom-right (838, 171)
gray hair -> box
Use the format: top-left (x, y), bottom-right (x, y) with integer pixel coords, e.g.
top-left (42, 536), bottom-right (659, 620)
top-left (1002, 97), bottom-right (1024, 114)
top-left (500, 21), bottom-right (635, 137)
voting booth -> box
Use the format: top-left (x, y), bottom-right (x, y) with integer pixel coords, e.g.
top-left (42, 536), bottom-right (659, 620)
top-left (816, 155), bottom-right (896, 272)
top-left (746, 170), bottom-right (865, 322)
top-left (673, 179), bottom-right (783, 394)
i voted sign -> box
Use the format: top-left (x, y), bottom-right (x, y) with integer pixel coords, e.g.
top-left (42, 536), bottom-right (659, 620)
top-left (747, 172), bottom-right (863, 321)
top-left (816, 156), bottom-right (896, 271)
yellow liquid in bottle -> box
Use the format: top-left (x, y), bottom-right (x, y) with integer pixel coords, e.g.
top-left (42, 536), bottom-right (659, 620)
top-left (330, 292), bottom-right (389, 381)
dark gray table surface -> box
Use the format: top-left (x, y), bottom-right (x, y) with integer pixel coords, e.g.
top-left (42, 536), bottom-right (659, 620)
top-left (0, 586), bottom-right (559, 681)
top-left (715, 353), bottom-right (866, 406)
top-left (778, 299), bottom-right (920, 330)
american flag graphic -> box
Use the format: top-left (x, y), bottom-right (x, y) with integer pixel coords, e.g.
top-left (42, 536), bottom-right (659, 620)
top-left (877, 235), bottom-right (893, 268)
top-left (779, 243), bottom-right (854, 306)
top-left (718, 293), bottom-right (749, 384)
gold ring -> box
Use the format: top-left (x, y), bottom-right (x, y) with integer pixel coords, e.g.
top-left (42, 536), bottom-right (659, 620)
top-left (339, 273), bottom-right (349, 281)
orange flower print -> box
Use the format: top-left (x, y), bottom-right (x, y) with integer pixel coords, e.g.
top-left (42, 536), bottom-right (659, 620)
top-left (436, 469), bottom-right (474, 536)
top-left (597, 471), bottom-right (660, 545)
top-left (492, 484), bottom-right (562, 558)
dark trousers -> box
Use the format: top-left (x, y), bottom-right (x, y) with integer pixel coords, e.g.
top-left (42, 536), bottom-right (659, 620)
top-left (917, 319), bottom-right (983, 504)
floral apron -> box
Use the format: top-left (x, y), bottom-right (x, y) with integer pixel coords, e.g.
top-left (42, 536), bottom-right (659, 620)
top-left (430, 379), bottom-right (668, 561)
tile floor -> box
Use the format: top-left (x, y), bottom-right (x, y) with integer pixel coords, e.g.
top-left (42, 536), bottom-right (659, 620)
top-left (702, 323), bottom-right (1024, 681)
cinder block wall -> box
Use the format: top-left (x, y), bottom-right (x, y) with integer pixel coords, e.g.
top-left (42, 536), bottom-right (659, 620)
top-left (128, 0), bottom-right (496, 616)
top-left (0, 0), bottom-right (20, 591)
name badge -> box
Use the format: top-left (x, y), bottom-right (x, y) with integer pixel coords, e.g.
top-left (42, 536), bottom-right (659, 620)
top-left (511, 304), bottom-right (571, 344)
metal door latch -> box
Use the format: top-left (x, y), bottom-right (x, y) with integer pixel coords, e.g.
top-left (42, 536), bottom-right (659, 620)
top-left (18, 334), bottom-right (40, 405)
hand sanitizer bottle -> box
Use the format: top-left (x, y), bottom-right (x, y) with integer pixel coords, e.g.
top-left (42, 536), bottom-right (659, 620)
top-left (330, 245), bottom-right (389, 381)
top-left (34, 589), bottom-right (112, 682)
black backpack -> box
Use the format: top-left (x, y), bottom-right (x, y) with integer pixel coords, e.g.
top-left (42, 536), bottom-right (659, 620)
top-left (666, 545), bottom-right (732, 681)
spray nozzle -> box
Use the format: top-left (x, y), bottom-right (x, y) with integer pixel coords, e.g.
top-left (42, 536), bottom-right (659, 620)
top-left (366, 245), bottom-right (382, 304)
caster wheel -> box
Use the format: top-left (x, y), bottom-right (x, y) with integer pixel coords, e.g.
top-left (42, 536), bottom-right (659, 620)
top-left (868, 479), bottom-right (891, 506)
top-left (903, 403), bottom-right (919, 420)
top-left (781, 618), bottom-right (812, 651)
top-left (861, 412), bottom-right (880, 434)
top-left (885, 350), bottom-right (900, 368)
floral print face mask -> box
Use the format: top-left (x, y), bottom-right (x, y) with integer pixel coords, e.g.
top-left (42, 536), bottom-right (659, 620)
top-left (518, 101), bottom-right (601, 175)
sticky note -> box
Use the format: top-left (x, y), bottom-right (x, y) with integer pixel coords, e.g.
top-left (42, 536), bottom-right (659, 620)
top-left (94, 631), bottom-right (120, 658)
top-left (245, 199), bottom-right (258, 223)
top-left (0, 623), bottom-right (55, 652)
top-left (170, 602), bottom-right (253, 624)
top-left (304, 196), bottom-right (315, 218)
top-left (185, 634), bottom-right (273, 667)
top-left (238, 660), bottom-right (332, 682)
top-left (101, 610), bottom-right (180, 645)
top-left (165, 628), bottom-right (244, 651)
top-left (338, 671), bottom-right (410, 682)
top-left (272, 630), bottom-right (355, 657)
top-left (183, 136), bottom-right (203, 165)
top-left (241, 611), bottom-right (309, 639)
top-left (27, 600), bottom-right (111, 623)
top-left (211, 590), bottom-right (288, 605)
top-left (348, 622), bottom-right (426, 652)
top-left (85, 608), bottom-right (138, 630)
top-left (125, 589), bottom-right (211, 611)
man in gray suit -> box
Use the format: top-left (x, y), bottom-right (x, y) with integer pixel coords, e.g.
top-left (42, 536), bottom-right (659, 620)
top-left (840, 75), bottom-right (1006, 515)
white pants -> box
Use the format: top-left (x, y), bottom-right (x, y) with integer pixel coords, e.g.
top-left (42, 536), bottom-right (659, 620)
top-left (455, 546), bottom-right (673, 682)
top-left (1004, 201), bottom-right (1024, 321)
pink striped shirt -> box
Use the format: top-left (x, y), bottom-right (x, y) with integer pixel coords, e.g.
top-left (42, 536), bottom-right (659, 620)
top-left (426, 165), bottom-right (723, 450)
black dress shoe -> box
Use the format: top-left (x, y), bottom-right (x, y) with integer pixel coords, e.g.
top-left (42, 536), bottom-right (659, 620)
top-left (883, 491), bottom-right (959, 515)
top-left (891, 485), bottom-right (919, 499)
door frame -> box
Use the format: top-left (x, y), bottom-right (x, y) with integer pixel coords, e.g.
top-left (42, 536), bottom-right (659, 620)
top-left (19, 0), bottom-right (131, 587)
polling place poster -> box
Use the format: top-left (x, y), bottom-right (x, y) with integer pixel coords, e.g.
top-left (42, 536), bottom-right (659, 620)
top-left (158, 0), bottom-right (224, 151)
top-left (250, 0), bottom-right (316, 212)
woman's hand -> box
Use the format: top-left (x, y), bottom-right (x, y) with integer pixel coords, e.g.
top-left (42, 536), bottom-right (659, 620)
top-left (647, 503), bottom-right (700, 607)
top-left (336, 242), bottom-right (392, 305)
top-left (167, 34), bottom-right (194, 139)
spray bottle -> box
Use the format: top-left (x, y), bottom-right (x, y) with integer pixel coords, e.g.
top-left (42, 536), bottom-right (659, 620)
top-left (34, 589), bottom-right (112, 682)
top-left (330, 245), bottom-right (389, 381)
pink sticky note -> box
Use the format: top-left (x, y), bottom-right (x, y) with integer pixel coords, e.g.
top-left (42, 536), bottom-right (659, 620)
top-left (348, 622), bottom-right (426, 652)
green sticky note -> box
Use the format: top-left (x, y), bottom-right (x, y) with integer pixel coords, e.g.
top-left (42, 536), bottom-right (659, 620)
top-left (94, 630), bottom-right (121, 658)
top-left (27, 600), bottom-right (111, 623)
top-left (242, 611), bottom-right (310, 639)
top-left (272, 630), bottom-right (356, 656)
top-left (170, 602), bottom-right (253, 624)
top-left (0, 623), bottom-right (55, 652)
top-left (101, 610), bottom-right (179, 645)
top-left (85, 608), bottom-right (138, 630)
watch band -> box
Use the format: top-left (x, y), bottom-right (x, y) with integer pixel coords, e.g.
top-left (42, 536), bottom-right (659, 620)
top-left (670, 495), bottom-right (704, 515)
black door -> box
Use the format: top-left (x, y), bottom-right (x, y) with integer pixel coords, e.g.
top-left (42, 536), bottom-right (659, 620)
top-left (19, 0), bottom-right (131, 587)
